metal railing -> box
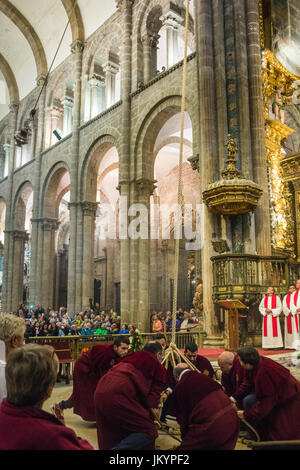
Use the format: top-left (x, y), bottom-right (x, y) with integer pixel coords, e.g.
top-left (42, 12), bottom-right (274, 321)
top-left (28, 327), bottom-right (204, 360)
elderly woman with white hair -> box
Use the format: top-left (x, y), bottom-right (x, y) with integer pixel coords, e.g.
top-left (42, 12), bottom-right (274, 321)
top-left (0, 313), bottom-right (25, 403)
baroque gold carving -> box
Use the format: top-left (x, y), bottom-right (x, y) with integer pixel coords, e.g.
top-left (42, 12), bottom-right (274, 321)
top-left (262, 48), bottom-right (298, 256)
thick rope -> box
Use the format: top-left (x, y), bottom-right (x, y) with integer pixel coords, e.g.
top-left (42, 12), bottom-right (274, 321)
top-left (171, 0), bottom-right (190, 345)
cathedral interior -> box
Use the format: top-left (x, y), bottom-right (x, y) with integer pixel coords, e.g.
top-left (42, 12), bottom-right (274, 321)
top-left (0, 0), bottom-right (300, 348)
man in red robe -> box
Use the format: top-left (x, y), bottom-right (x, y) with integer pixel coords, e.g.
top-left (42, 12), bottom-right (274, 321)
top-left (169, 363), bottom-right (240, 450)
top-left (236, 346), bottom-right (300, 441)
top-left (94, 342), bottom-right (168, 450)
top-left (184, 341), bottom-right (215, 379)
top-left (218, 351), bottom-right (255, 409)
top-left (52, 337), bottom-right (129, 422)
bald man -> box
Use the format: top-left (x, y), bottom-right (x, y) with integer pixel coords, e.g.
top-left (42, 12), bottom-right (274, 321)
top-left (168, 363), bottom-right (239, 450)
top-left (218, 351), bottom-right (254, 409)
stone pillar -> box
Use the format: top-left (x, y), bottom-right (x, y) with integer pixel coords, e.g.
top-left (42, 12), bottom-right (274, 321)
top-left (61, 95), bottom-right (73, 136)
top-left (116, 0), bottom-right (134, 323)
top-left (67, 39), bottom-right (84, 314)
top-left (83, 74), bottom-right (91, 122)
top-left (89, 74), bottom-right (105, 118)
top-left (160, 11), bottom-right (183, 68)
top-left (11, 230), bottom-right (28, 310)
top-left (29, 75), bottom-right (47, 307)
top-left (195, 0), bottom-right (223, 346)
top-left (142, 34), bottom-right (152, 83)
top-left (50, 104), bottom-right (63, 145)
top-left (246, 0), bottom-right (271, 256)
top-left (2, 103), bottom-right (19, 312)
top-left (136, 179), bottom-right (155, 332)
top-left (41, 219), bottom-right (58, 309)
top-left (0, 146), bottom-right (5, 179)
top-left (81, 202), bottom-right (97, 309)
top-left (103, 61), bottom-right (119, 109)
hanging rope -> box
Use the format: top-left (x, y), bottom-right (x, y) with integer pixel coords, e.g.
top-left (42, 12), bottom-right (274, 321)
top-left (171, 0), bottom-right (190, 345)
top-left (29, 0), bottom-right (79, 121)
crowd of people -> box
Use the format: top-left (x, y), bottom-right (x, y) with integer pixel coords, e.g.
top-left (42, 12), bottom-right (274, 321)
top-left (151, 308), bottom-right (199, 333)
top-left (11, 303), bottom-right (131, 340)
top-left (1, 310), bottom-right (300, 450)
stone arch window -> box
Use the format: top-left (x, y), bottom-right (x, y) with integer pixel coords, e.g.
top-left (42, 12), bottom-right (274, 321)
top-left (45, 79), bottom-right (75, 148)
top-left (15, 118), bottom-right (32, 169)
top-left (84, 50), bottom-right (120, 121)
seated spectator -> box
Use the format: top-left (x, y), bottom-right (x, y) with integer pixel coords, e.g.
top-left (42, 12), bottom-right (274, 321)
top-left (152, 314), bottom-right (164, 333)
top-left (0, 344), bottom-right (94, 450)
top-left (81, 322), bottom-right (94, 336)
top-left (110, 323), bottom-right (120, 334)
top-left (48, 322), bottom-right (59, 336)
top-left (0, 313), bottom-right (25, 404)
top-left (94, 323), bottom-right (108, 336)
top-left (119, 324), bottom-right (130, 334)
top-left (24, 320), bottom-right (34, 343)
top-left (180, 311), bottom-right (195, 331)
top-left (34, 304), bottom-right (45, 319)
top-left (38, 324), bottom-right (49, 337)
top-left (69, 324), bottom-right (79, 336)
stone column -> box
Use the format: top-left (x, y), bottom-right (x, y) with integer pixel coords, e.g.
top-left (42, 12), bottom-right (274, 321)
top-left (160, 11), bottom-right (183, 68)
top-left (2, 103), bottom-right (19, 312)
top-left (29, 75), bottom-right (47, 307)
top-left (246, 0), bottom-right (271, 256)
top-left (136, 179), bottom-right (155, 332)
top-left (50, 104), bottom-right (63, 145)
top-left (11, 230), bottom-right (28, 310)
top-left (61, 95), bottom-right (73, 136)
top-left (116, 0), bottom-right (134, 323)
top-left (81, 202), bottom-right (97, 309)
top-left (67, 39), bottom-right (84, 314)
top-left (195, 0), bottom-right (223, 346)
top-left (103, 61), bottom-right (119, 109)
top-left (0, 146), bottom-right (5, 179)
top-left (142, 34), bottom-right (152, 83)
top-left (41, 219), bottom-right (58, 309)
top-left (89, 74), bottom-right (105, 118)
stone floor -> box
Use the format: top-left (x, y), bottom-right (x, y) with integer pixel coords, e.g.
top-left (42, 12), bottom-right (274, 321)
top-left (43, 350), bottom-right (300, 451)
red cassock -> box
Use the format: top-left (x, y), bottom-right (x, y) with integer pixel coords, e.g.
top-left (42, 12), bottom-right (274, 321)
top-left (169, 371), bottom-right (240, 450)
top-left (94, 350), bottom-right (168, 450)
top-left (0, 399), bottom-right (94, 450)
top-left (244, 356), bottom-right (300, 441)
top-left (221, 355), bottom-right (253, 408)
top-left (68, 344), bottom-right (120, 421)
top-left (194, 354), bottom-right (216, 378)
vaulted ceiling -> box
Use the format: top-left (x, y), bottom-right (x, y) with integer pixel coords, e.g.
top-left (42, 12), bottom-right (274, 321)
top-left (0, 0), bottom-right (117, 119)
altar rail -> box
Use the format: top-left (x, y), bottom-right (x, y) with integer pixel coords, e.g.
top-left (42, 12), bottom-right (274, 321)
top-left (28, 329), bottom-right (204, 360)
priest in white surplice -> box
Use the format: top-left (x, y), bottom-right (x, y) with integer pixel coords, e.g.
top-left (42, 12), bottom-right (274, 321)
top-left (259, 286), bottom-right (283, 349)
top-left (283, 284), bottom-right (299, 349)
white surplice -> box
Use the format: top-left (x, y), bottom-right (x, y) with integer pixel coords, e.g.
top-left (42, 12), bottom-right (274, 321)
top-left (259, 295), bottom-right (283, 349)
top-left (283, 293), bottom-right (300, 349)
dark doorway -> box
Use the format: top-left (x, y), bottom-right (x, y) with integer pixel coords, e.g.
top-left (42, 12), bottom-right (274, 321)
top-left (115, 282), bottom-right (120, 314)
top-left (94, 279), bottom-right (101, 306)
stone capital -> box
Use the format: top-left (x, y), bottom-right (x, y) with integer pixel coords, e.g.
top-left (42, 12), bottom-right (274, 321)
top-left (36, 74), bottom-right (48, 87)
top-left (71, 39), bottom-right (85, 55)
top-left (136, 178), bottom-right (157, 196)
top-left (41, 218), bottom-right (59, 231)
top-left (89, 74), bottom-right (105, 87)
top-left (116, 0), bottom-right (135, 12)
top-left (9, 102), bottom-right (19, 114)
top-left (103, 61), bottom-right (119, 75)
top-left (81, 201), bottom-right (99, 217)
top-left (160, 10), bottom-right (184, 29)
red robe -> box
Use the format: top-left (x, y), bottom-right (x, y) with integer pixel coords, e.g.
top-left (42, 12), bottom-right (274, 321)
top-left (194, 354), bottom-right (216, 378)
top-left (169, 371), bottom-right (240, 450)
top-left (221, 355), bottom-right (253, 408)
top-left (0, 399), bottom-right (93, 450)
top-left (94, 350), bottom-right (168, 450)
top-left (244, 356), bottom-right (300, 441)
top-left (69, 344), bottom-right (120, 421)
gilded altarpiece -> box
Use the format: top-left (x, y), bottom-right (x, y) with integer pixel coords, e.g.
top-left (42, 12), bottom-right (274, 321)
top-left (262, 49), bottom-right (299, 257)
